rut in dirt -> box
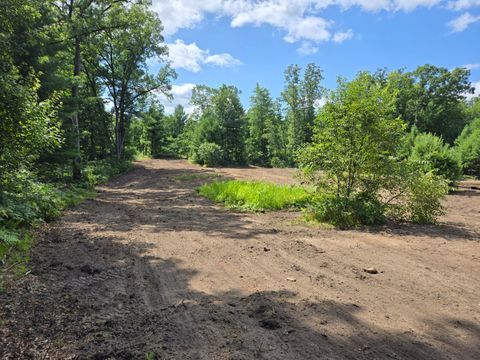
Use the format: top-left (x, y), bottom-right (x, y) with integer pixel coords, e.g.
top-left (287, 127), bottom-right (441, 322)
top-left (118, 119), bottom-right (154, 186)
top-left (1, 159), bottom-right (480, 360)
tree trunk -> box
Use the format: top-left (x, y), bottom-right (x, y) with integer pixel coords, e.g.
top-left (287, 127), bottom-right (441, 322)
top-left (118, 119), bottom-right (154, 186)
top-left (71, 36), bottom-right (82, 180)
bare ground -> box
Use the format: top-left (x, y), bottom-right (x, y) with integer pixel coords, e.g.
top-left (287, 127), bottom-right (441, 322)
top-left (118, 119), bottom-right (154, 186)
top-left (1, 159), bottom-right (479, 359)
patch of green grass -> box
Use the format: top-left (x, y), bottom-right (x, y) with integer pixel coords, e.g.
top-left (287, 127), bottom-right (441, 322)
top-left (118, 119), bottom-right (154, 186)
top-left (134, 153), bottom-right (152, 161)
top-left (0, 229), bottom-right (33, 292)
top-left (197, 180), bottom-right (312, 211)
top-left (290, 214), bottom-right (336, 230)
top-left (173, 172), bottom-right (222, 182)
top-left (145, 352), bottom-right (156, 360)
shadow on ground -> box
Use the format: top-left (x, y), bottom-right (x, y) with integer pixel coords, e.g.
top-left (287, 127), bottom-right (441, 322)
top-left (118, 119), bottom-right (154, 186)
top-left (1, 229), bottom-right (479, 359)
top-left (1, 161), bottom-right (479, 359)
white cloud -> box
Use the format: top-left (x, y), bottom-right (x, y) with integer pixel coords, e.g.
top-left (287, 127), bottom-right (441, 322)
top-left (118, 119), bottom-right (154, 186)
top-left (447, 12), bottom-right (480, 31)
top-left (151, 1), bottom-right (478, 49)
top-left (297, 41), bottom-right (319, 55)
top-left (463, 63), bottom-right (480, 70)
top-left (156, 83), bottom-right (196, 114)
top-left (332, 29), bottom-right (354, 43)
top-left (205, 53), bottom-right (243, 67)
top-left (152, 0), bottom-right (349, 45)
top-left (466, 80), bottom-right (480, 99)
top-left (447, 0), bottom-right (480, 10)
top-left (167, 39), bottom-right (242, 72)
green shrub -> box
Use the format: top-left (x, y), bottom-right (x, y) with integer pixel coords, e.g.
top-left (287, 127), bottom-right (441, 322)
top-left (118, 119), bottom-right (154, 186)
top-left (385, 169), bottom-right (449, 224)
top-left (0, 170), bottom-right (64, 226)
top-left (409, 133), bottom-right (462, 185)
top-left (407, 172), bottom-right (448, 223)
top-left (309, 192), bottom-right (385, 229)
top-left (455, 118), bottom-right (480, 177)
top-left (84, 159), bottom-right (133, 185)
top-left (270, 157), bottom-right (289, 168)
top-left (198, 180), bottom-right (311, 211)
top-left (1, 228), bottom-right (33, 291)
top-left (193, 142), bottom-right (224, 167)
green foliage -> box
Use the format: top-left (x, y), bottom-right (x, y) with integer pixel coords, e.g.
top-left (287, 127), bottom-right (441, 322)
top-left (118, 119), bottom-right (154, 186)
top-left (84, 1), bottom-right (175, 160)
top-left (408, 133), bottom-right (462, 185)
top-left (299, 71), bottom-right (448, 227)
top-left (192, 143), bottom-right (224, 167)
top-left (212, 85), bottom-right (247, 164)
top-left (0, 70), bottom-right (62, 175)
top-left (0, 229), bottom-right (33, 291)
top-left (282, 63), bottom-right (324, 157)
top-left (84, 160), bottom-right (133, 185)
top-left (406, 172), bottom-right (449, 223)
top-left (390, 65), bottom-right (473, 143)
top-left (246, 84), bottom-right (275, 166)
top-left (299, 72), bottom-right (404, 197)
top-left (455, 118), bottom-right (480, 177)
top-left (145, 352), bottom-right (157, 360)
top-left (386, 170), bottom-right (448, 224)
top-left (186, 84), bottom-right (247, 165)
top-left (308, 193), bottom-right (385, 229)
top-left (198, 180), bottom-right (311, 211)
top-left (0, 169), bottom-right (97, 228)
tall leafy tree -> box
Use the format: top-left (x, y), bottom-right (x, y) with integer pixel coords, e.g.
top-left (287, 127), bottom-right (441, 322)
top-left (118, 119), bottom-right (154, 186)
top-left (265, 100), bottom-right (289, 167)
top-left (246, 84), bottom-right (276, 166)
top-left (53, 0), bottom-right (133, 178)
top-left (94, 2), bottom-right (175, 159)
top-left (282, 64), bottom-right (303, 155)
top-left (393, 65), bottom-right (474, 143)
top-left (0, 0), bottom-right (62, 178)
top-left (212, 85), bottom-right (247, 164)
top-left (299, 72), bottom-right (404, 198)
top-left (301, 63), bottom-right (324, 143)
top-left (165, 104), bottom-right (187, 138)
top-left (282, 63), bottom-right (323, 158)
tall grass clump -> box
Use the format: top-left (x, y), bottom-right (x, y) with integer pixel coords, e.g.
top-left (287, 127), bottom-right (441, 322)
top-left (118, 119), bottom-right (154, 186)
top-left (197, 180), bottom-right (311, 211)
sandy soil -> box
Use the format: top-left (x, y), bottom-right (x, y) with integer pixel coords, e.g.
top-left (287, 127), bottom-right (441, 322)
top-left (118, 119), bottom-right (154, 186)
top-left (1, 159), bottom-right (479, 359)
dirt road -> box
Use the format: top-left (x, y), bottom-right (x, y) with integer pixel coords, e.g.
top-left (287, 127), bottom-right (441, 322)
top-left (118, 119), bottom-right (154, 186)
top-left (1, 159), bottom-right (479, 359)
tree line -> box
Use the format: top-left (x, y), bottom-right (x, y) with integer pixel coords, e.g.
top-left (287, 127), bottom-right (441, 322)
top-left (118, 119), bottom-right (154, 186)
top-left (131, 64), bottom-right (479, 178)
top-left (1, 0), bottom-right (480, 236)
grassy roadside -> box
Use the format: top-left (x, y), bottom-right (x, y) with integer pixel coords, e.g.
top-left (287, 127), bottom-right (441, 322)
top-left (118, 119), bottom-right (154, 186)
top-left (197, 180), bottom-right (312, 211)
top-left (0, 160), bottom-right (132, 292)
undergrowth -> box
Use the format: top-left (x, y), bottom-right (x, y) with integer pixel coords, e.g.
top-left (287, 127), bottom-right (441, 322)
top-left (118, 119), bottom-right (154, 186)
top-left (0, 160), bottom-right (132, 291)
top-left (197, 180), bottom-right (312, 211)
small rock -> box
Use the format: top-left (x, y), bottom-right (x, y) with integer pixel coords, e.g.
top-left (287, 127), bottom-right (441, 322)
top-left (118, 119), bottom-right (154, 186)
top-left (263, 247), bottom-right (271, 252)
top-left (259, 318), bottom-right (281, 330)
top-left (363, 267), bottom-right (378, 274)
top-left (286, 277), bottom-right (297, 282)
top-left (80, 264), bottom-right (101, 275)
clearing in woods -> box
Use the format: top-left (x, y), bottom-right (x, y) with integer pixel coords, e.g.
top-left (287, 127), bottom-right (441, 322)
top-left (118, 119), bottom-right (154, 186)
top-left (1, 159), bottom-right (479, 359)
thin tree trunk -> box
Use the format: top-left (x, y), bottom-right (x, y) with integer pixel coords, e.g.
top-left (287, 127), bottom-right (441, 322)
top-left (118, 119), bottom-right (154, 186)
top-left (71, 36), bottom-right (82, 180)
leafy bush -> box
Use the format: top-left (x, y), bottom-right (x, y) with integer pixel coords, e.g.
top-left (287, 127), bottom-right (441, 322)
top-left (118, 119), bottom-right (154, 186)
top-left (84, 160), bottom-right (133, 185)
top-left (0, 170), bottom-right (64, 226)
top-left (198, 180), bottom-right (311, 211)
top-left (386, 170), bottom-right (448, 224)
top-left (455, 118), bottom-right (480, 177)
top-left (270, 157), bottom-right (289, 168)
top-left (309, 192), bottom-right (385, 229)
top-left (193, 142), bottom-right (224, 167)
top-left (409, 133), bottom-right (462, 185)
top-left (407, 172), bottom-right (449, 223)
top-left (298, 72), bottom-right (449, 228)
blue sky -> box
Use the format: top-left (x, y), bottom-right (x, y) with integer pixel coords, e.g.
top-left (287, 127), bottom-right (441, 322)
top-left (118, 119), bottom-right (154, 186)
top-left (149, 0), bottom-right (480, 113)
